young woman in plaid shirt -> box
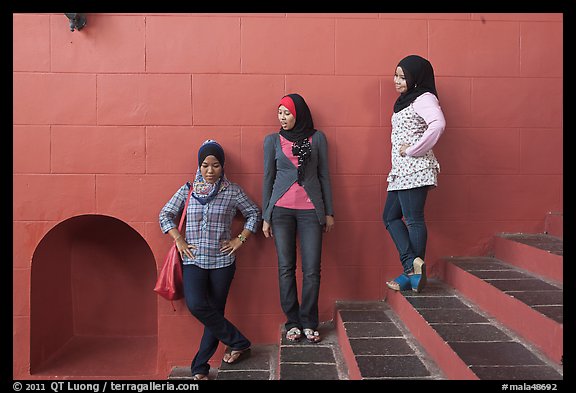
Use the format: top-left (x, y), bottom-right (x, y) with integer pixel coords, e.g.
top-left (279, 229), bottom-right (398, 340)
top-left (159, 140), bottom-right (261, 380)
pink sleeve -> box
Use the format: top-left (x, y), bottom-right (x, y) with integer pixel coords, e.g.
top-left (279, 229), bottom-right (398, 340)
top-left (406, 93), bottom-right (446, 157)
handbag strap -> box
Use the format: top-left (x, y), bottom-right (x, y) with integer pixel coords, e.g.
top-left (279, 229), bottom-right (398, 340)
top-left (177, 186), bottom-right (194, 232)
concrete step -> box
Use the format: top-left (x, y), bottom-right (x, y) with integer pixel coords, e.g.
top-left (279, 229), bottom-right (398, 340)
top-left (386, 279), bottom-right (563, 380)
top-left (217, 344), bottom-right (278, 380)
top-left (441, 256), bottom-right (563, 364)
top-left (493, 233), bottom-right (563, 283)
top-left (168, 344), bottom-right (277, 381)
top-left (168, 366), bottom-right (217, 381)
top-left (334, 300), bottom-right (445, 380)
top-left (276, 320), bottom-right (348, 380)
top-left (183, 321), bottom-right (348, 380)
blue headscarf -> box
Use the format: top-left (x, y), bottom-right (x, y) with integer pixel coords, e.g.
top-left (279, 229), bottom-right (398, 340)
top-left (191, 140), bottom-right (229, 205)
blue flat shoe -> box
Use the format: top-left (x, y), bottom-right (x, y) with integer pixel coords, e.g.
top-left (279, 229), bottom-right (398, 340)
top-left (410, 258), bottom-right (427, 292)
top-left (386, 273), bottom-right (412, 291)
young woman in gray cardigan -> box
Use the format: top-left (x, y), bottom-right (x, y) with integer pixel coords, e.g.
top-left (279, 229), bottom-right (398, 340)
top-left (262, 93), bottom-right (335, 343)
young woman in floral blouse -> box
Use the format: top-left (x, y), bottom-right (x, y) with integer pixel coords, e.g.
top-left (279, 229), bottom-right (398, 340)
top-left (383, 55), bottom-right (446, 293)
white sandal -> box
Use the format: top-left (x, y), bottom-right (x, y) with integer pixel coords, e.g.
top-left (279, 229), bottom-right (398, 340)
top-left (303, 328), bottom-right (321, 343)
top-left (286, 327), bottom-right (302, 341)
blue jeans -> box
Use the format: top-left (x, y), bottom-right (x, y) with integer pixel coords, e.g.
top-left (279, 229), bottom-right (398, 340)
top-left (382, 186), bottom-right (429, 274)
top-left (271, 206), bottom-right (323, 331)
top-left (183, 263), bottom-right (250, 376)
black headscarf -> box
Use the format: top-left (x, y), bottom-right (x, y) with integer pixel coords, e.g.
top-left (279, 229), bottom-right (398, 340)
top-left (393, 55), bottom-right (438, 113)
top-left (278, 93), bottom-right (317, 185)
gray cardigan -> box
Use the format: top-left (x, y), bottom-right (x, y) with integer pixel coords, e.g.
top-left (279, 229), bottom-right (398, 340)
top-left (262, 131), bottom-right (334, 225)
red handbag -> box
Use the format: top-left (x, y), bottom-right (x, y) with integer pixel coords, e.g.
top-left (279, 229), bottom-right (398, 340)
top-left (154, 187), bottom-right (193, 303)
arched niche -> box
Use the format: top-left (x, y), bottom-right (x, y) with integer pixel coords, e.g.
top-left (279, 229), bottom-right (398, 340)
top-left (30, 214), bottom-right (157, 377)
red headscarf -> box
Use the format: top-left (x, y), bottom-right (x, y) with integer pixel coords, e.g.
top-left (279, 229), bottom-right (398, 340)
top-left (279, 95), bottom-right (297, 119)
top-left (277, 94), bottom-right (316, 185)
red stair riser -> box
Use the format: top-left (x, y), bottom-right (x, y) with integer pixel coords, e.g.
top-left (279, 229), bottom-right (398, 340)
top-left (493, 237), bottom-right (562, 283)
top-left (334, 311), bottom-right (362, 380)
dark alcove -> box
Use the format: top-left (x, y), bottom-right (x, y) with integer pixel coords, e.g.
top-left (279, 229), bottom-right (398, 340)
top-left (30, 215), bottom-right (157, 377)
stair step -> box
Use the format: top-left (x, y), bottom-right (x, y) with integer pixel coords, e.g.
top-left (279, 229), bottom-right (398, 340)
top-left (168, 366), bottom-right (218, 380)
top-left (448, 256), bottom-right (563, 323)
top-left (494, 233), bottom-right (563, 283)
top-left (277, 320), bottom-right (348, 380)
top-left (386, 280), bottom-right (563, 380)
top-left (216, 344), bottom-right (277, 380)
top-left (499, 233), bottom-right (563, 256)
top-left (442, 256), bottom-right (563, 364)
top-left (168, 344), bottom-right (277, 381)
top-left (335, 300), bottom-right (445, 380)
top-left (194, 322), bottom-right (350, 380)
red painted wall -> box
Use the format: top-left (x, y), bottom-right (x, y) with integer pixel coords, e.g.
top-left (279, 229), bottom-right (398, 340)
top-left (13, 13), bottom-right (563, 379)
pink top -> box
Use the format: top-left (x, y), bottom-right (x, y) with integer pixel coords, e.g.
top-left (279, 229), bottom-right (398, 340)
top-left (405, 93), bottom-right (446, 157)
top-left (275, 135), bottom-right (315, 209)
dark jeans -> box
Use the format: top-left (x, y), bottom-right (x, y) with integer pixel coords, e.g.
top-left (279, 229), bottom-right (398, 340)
top-left (382, 186), bottom-right (429, 274)
top-left (183, 263), bottom-right (250, 376)
top-left (271, 206), bottom-right (323, 331)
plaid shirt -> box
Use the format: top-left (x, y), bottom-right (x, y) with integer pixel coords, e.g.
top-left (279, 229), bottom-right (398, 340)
top-left (159, 181), bottom-right (261, 269)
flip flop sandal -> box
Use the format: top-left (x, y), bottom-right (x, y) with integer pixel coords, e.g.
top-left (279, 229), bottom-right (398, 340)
top-left (303, 328), bottom-right (321, 343)
top-left (410, 257), bottom-right (427, 293)
top-left (222, 347), bottom-right (251, 365)
top-left (386, 273), bottom-right (412, 291)
top-left (286, 327), bottom-right (302, 342)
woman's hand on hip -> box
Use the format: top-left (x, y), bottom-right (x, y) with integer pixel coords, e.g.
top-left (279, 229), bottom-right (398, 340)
top-left (220, 238), bottom-right (243, 256)
top-left (399, 144), bottom-right (410, 157)
top-left (175, 238), bottom-right (197, 259)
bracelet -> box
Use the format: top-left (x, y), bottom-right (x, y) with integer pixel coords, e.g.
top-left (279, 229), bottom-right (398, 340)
top-left (237, 234), bottom-right (247, 243)
top-left (173, 234), bottom-right (183, 242)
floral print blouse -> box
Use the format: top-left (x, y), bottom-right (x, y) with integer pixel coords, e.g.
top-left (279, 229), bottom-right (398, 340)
top-left (387, 99), bottom-right (442, 191)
